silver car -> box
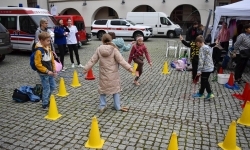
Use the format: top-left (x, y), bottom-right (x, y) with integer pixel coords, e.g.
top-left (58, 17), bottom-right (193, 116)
top-left (0, 23), bottom-right (12, 62)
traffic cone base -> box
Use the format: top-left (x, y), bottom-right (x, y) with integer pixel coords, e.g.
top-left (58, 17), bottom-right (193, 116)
top-left (44, 95), bottom-right (62, 121)
top-left (218, 143), bottom-right (241, 150)
top-left (57, 78), bottom-right (69, 97)
top-left (85, 116), bottom-right (105, 149)
top-left (162, 61), bottom-right (169, 74)
top-left (167, 132), bottom-right (178, 150)
top-left (232, 83), bottom-right (250, 101)
top-left (85, 69), bottom-right (95, 80)
top-left (132, 63), bottom-right (138, 76)
top-left (218, 121), bottom-right (241, 150)
top-left (237, 101), bottom-right (250, 127)
top-left (85, 139), bottom-right (104, 149)
top-left (71, 70), bottom-right (81, 88)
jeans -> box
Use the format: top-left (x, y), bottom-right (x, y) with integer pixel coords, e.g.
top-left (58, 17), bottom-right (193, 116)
top-left (99, 93), bottom-right (120, 110)
top-left (68, 44), bottom-right (80, 65)
top-left (199, 72), bottom-right (212, 94)
top-left (58, 44), bottom-right (66, 67)
top-left (39, 75), bottom-right (57, 106)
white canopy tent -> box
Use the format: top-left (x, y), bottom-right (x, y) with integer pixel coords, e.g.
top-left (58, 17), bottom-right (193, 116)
top-left (211, 0), bottom-right (250, 42)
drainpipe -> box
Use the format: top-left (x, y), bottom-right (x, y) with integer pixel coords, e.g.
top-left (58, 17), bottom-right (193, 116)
top-left (47, 0), bottom-right (50, 11)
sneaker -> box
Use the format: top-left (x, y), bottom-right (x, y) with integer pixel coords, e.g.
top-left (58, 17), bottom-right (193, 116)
top-left (62, 67), bottom-right (67, 72)
top-left (78, 64), bottom-right (84, 68)
top-left (205, 93), bottom-right (215, 100)
top-left (71, 63), bottom-right (75, 68)
top-left (99, 105), bottom-right (108, 113)
top-left (42, 105), bottom-right (48, 110)
top-left (192, 92), bottom-right (204, 98)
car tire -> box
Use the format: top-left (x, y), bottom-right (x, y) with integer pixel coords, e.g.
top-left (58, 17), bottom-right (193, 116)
top-left (0, 54), bottom-right (5, 62)
top-left (133, 32), bottom-right (144, 41)
top-left (144, 37), bottom-right (148, 41)
top-left (98, 31), bottom-right (105, 40)
top-left (167, 31), bottom-right (175, 38)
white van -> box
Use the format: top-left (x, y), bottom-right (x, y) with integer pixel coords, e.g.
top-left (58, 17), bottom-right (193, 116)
top-left (126, 12), bottom-right (182, 38)
top-left (0, 7), bottom-right (56, 51)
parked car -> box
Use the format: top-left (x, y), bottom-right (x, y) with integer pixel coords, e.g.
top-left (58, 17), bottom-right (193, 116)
top-left (0, 23), bottom-right (12, 62)
top-left (91, 19), bottom-right (153, 41)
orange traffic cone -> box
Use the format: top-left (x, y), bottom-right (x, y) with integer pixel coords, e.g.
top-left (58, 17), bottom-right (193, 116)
top-left (232, 83), bottom-right (250, 101)
top-left (218, 67), bottom-right (223, 74)
top-left (218, 121), bottom-right (241, 150)
top-left (227, 73), bottom-right (234, 86)
top-left (85, 68), bottom-right (95, 80)
top-left (237, 101), bottom-right (250, 126)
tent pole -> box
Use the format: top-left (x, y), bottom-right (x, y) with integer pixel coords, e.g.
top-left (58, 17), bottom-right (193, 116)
top-left (203, 9), bottom-right (212, 41)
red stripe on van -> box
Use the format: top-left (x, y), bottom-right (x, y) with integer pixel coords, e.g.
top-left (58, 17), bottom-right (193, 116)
top-left (11, 37), bottom-right (33, 41)
top-left (92, 27), bottom-right (145, 31)
top-left (0, 10), bottom-right (49, 14)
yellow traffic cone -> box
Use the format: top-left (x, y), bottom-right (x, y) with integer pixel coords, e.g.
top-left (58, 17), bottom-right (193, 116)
top-left (162, 61), bottom-right (169, 74)
top-left (167, 132), bottom-right (178, 150)
top-left (237, 101), bottom-right (250, 127)
top-left (71, 70), bottom-right (81, 88)
top-left (57, 77), bottom-right (69, 97)
top-left (132, 63), bottom-right (138, 76)
top-left (85, 116), bottom-right (105, 149)
top-left (218, 121), bottom-right (241, 150)
top-left (44, 95), bottom-right (62, 120)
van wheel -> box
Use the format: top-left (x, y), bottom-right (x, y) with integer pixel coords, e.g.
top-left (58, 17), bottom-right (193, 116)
top-left (0, 54), bottom-right (5, 62)
top-left (98, 31), bottom-right (105, 40)
top-left (167, 31), bottom-right (175, 38)
top-left (144, 38), bottom-right (148, 41)
top-left (133, 32), bottom-right (143, 41)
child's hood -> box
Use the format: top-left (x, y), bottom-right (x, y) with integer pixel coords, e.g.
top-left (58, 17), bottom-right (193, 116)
top-left (112, 38), bottom-right (124, 48)
top-left (98, 45), bottom-right (115, 57)
top-left (35, 42), bottom-right (50, 51)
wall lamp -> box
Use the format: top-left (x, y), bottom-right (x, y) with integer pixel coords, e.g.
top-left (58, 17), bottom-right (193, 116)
top-left (205, 0), bottom-right (209, 2)
top-left (162, 0), bottom-right (165, 3)
top-left (83, 0), bottom-right (87, 6)
top-left (121, 0), bottom-right (125, 5)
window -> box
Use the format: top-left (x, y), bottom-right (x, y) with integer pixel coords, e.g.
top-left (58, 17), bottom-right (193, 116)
top-left (74, 21), bottom-right (85, 30)
top-left (110, 21), bottom-right (120, 25)
top-left (94, 20), bottom-right (107, 25)
top-left (120, 21), bottom-right (127, 26)
top-left (219, 2), bottom-right (229, 6)
top-left (0, 23), bottom-right (8, 32)
top-left (160, 17), bottom-right (171, 25)
top-left (30, 15), bottom-right (56, 29)
top-left (0, 16), bottom-right (17, 30)
top-left (108, 8), bottom-right (115, 16)
top-left (19, 16), bottom-right (37, 34)
top-left (28, 0), bottom-right (37, 8)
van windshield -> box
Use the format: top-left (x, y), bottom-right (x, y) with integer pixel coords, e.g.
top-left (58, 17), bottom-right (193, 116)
top-left (167, 17), bottom-right (175, 24)
top-left (30, 15), bottom-right (57, 29)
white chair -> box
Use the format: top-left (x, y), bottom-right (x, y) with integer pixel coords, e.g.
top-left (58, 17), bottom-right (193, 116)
top-left (166, 40), bottom-right (179, 58)
top-left (178, 44), bottom-right (190, 59)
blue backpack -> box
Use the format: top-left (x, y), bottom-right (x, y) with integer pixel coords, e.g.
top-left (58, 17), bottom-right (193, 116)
top-left (30, 47), bottom-right (45, 71)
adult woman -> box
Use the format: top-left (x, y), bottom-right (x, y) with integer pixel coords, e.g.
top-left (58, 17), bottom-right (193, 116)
top-left (217, 22), bottom-right (230, 51)
top-left (67, 18), bottom-right (83, 68)
top-left (54, 19), bottom-right (69, 71)
top-left (234, 24), bottom-right (250, 84)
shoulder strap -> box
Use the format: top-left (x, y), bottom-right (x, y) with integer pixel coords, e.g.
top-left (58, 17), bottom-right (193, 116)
top-left (36, 47), bottom-right (45, 54)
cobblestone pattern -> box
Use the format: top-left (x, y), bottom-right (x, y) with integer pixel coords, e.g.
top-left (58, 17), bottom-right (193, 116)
top-left (0, 38), bottom-right (250, 150)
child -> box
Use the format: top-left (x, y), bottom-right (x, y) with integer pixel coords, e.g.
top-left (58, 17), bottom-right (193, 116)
top-left (34, 32), bottom-right (57, 110)
top-left (192, 35), bottom-right (214, 100)
top-left (83, 34), bottom-right (133, 112)
top-left (128, 36), bottom-right (152, 86)
top-left (180, 35), bottom-right (216, 81)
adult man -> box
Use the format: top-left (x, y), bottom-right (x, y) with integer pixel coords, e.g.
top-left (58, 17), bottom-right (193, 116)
top-left (33, 18), bottom-right (54, 52)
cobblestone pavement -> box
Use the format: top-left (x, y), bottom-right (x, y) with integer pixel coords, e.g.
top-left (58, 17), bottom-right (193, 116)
top-left (0, 37), bottom-right (250, 150)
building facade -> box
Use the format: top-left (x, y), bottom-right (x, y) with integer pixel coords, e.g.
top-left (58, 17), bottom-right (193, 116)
top-left (0, 0), bottom-right (48, 10)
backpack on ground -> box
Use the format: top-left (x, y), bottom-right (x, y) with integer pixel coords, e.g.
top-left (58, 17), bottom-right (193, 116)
top-left (12, 89), bottom-right (30, 103)
top-left (30, 47), bottom-right (45, 71)
top-left (32, 84), bottom-right (43, 98)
